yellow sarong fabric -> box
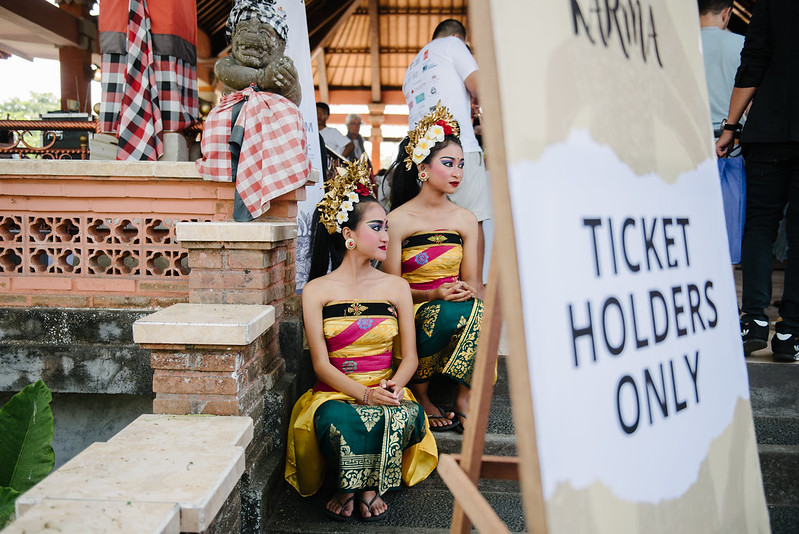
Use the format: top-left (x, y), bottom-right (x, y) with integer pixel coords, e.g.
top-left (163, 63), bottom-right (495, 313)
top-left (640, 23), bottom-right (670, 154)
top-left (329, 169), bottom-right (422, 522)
top-left (285, 300), bottom-right (438, 496)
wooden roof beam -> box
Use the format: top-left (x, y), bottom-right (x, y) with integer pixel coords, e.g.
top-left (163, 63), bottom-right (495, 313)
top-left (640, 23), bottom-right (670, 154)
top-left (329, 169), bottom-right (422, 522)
top-left (0, 0), bottom-right (87, 48)
top-left (369, 0), bottom-right (381, 103)
top-left (326, 46), bottom-right (420, 54)
top-left (320, 89), bottom-right (407, 106)
top-left (307, 0), bottom-right (360, 54)
top-left (358, 7), bottom-right (468, 15)
top-left (316, 50), bottom-right (329, 104)
top-left (328, 113), bottom-right (408, 126)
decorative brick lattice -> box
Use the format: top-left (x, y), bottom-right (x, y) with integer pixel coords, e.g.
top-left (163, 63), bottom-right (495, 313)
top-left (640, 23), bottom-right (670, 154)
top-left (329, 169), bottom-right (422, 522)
top-left (0, 214), bottom-right (204, 279)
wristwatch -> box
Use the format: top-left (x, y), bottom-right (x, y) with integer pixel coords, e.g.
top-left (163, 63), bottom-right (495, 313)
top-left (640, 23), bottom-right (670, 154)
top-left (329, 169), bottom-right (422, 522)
top-left (720, 118), bottom-right (742, 132)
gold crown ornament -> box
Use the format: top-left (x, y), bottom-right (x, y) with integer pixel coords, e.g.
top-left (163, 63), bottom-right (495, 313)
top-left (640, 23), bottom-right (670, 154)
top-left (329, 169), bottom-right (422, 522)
top-left (404, 101), bottom-right (460, 170)
top-left (318, 154), bottom-right (375, 234)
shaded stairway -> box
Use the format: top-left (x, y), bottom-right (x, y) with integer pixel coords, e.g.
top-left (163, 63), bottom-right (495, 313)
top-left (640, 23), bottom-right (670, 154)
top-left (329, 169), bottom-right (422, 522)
top-left (265, 355), bottom-right (798, 533)
top-left (748, 354), bottom-right (799, 533)
top-left (264, 355), bottom-right (525, 533)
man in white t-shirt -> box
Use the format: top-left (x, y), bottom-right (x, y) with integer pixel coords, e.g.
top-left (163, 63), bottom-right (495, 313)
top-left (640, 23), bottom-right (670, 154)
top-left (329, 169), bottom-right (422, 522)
top-left (403, 19), bottom-right (491, 275)
top-left (699, 0), bottom-right (744, 132)
top-left (316, 102), bottom-right (354, 159)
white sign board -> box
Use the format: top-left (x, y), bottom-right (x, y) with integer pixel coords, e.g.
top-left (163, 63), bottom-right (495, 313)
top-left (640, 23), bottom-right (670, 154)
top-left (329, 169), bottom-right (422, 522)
top-left (485, 1), bottom-right (770, 531)
top-left (281, 0), bottom-right (323, 290)
top-left (282, 0), bottom-right (322, 174)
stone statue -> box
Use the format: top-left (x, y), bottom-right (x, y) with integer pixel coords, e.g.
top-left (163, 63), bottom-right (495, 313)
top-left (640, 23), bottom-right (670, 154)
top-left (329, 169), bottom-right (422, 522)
top-left (215, 0), bottom-right (301, 106)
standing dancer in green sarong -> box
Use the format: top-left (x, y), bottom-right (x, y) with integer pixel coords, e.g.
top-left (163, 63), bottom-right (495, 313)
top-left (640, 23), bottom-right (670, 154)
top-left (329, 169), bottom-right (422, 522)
top-left (383, 102), bottom-right (484, 432)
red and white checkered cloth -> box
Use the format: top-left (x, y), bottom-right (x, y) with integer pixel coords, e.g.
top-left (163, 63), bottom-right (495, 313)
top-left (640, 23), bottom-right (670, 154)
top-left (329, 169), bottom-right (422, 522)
top-left (101, 53), bottom-right (197, 134)
top-left (197, 86), bottom-right (311, 219)
top-left (116, 0), bottom-right (163, 161)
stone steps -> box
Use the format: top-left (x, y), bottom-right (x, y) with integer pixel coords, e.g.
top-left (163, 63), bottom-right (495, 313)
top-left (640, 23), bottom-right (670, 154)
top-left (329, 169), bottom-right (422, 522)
top-left (265, 472), bottom-right (526, 534)
top-left (264, 353), bottom-right (799, 533)
top-left (263, 356), bottom-right (524, 533)
top-left (747, 356), bottom-right (799, 533)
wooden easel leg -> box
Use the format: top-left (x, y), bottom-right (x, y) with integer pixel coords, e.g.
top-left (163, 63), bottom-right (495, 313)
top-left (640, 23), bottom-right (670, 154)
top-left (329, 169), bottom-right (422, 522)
top-left (451, 251), bottom-right (503, 534)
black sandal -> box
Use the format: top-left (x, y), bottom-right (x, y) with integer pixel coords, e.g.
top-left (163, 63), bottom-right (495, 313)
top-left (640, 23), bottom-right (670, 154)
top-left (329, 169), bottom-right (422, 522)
top-left (323, 493), bottom-right (356, 522)
top-left (453, 411), bottom-right (467, 434)
top-left (359, 493), bottom-right (388, 522)
top-left (426, 405), bottom-right (461, 432)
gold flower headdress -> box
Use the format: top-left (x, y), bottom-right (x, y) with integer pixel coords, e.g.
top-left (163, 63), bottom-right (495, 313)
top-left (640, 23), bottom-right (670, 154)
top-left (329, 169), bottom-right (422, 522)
top-left (404, 101), bottom-right (460, 170)
top-left (318, 154), bottom-right (375, 234)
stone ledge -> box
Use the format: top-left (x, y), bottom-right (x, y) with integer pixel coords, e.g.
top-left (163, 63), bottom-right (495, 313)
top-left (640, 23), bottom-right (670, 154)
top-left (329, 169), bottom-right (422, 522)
top-left (16, 440), bottom-right (245, 533)
top-left (133, 303), bottom-right (275, 346)
top-left (0, 160), bottom-right (201, 178)
top-left (5, 499), bottom-right (181, 534)
top-left (108, 414), bottom-right (254, 449)
top-left (176, 221), bottom-right (297, 244)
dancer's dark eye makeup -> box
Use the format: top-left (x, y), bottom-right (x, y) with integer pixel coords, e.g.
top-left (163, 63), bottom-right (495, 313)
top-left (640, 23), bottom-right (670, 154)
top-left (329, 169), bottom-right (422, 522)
top-left (367, 220), bottom-right (387, 232)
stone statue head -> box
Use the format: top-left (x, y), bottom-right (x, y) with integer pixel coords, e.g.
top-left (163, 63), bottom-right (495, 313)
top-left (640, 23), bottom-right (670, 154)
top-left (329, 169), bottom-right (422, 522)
top-left (231, 17), bottom-right (286, 68)
top-left (217, 0), bottom-right (301, 103)
top-left (226, 0), bottom-right (289, 46)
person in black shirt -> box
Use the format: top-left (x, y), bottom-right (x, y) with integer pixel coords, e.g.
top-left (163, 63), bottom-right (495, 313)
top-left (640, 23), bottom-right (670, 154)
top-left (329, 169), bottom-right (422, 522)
top-left (716, 0), bottom-right (799, 361)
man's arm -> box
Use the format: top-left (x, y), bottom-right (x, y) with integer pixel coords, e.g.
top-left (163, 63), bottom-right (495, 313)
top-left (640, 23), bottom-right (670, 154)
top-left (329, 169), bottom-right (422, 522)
top-left (716, 86), bottom-right (757, 157)
top-left (464, 71), bottom-right (479, 100)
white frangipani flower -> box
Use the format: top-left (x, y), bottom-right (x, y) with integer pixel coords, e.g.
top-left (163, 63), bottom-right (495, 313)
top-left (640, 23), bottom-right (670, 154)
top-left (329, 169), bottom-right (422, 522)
top-left (426, 124), bottom-right (445, 142)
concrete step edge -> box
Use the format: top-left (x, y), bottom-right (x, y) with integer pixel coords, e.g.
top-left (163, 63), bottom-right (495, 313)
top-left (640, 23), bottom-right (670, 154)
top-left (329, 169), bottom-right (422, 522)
top-left (758, 443), bottom-right (799, 453)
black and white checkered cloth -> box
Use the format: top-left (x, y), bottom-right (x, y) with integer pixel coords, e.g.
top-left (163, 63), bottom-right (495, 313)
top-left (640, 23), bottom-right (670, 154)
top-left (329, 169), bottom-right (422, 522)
top-left (226, 0), bottom-right (289, 42)
top-left (115, 0), bottom-right (162, 160)
top-left (100, 53), bottom-right (198, 135)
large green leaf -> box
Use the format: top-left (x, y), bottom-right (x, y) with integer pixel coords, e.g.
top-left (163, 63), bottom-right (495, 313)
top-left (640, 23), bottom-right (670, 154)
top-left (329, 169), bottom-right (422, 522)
top-left (0, 486), bottom-right (20, 528)
top-left (0, 380), bottom-right (54, 492)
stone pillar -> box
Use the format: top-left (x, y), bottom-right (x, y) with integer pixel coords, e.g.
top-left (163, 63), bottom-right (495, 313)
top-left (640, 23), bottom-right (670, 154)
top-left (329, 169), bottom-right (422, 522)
top-left (177, 220), bottom-right (301, 320)
top-left (368, 103), bottom-right (386, 168)
top-left (133, 303), bottom-right (277, 434)
top-left (132, 217), bottom-right (309, 531)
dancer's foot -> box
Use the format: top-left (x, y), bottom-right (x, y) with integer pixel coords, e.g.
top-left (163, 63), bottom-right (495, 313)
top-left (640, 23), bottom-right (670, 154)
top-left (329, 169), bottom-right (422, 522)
top-left (324, 492), bottom-right (355, 521)
top-left (414, 385), bottom-right (458, 431)
top-left (425, 404), bottom-right (459, 431)
top-left (453, 386), bottom-right (470, 432)
top-left (359, 490), bottom-right (388, 521)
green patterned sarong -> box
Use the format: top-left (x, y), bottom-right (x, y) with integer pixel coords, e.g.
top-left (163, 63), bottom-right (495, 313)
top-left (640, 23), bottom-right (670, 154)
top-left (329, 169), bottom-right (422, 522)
top-left (413, 298), bottom-right (483, 386)
top-left (314, 400), bottom-right (427, 494)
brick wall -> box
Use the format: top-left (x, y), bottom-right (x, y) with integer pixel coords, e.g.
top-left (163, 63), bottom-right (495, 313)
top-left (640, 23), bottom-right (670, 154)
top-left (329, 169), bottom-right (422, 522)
top-left (0, 161), bottom-right (234, 308)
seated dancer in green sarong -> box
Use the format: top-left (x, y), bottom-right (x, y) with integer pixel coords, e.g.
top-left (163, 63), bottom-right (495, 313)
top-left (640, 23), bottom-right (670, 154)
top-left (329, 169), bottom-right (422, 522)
top-left (383, 102), bottom-right (484, 432)
top-left (285, 156), bottom-right (438, 522)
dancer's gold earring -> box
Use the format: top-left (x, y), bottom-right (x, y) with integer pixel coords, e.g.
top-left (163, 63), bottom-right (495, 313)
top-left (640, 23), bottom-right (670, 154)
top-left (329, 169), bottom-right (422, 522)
top-left (419, 170), bottom-right (428, 182)
top-left (345, 238), bottom-right (356, 250)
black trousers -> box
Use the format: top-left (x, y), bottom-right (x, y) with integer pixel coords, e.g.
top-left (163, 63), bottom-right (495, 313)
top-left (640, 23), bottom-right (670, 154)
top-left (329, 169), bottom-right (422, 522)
top-left (740, 142), bottom-right (799, 332)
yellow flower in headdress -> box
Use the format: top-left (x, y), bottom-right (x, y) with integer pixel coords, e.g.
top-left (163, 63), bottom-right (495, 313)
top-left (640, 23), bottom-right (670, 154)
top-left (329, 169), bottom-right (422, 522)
top-left (405, 101), bottom-right (460, 170)
top-left (317, 154), bottom-right (375, 234)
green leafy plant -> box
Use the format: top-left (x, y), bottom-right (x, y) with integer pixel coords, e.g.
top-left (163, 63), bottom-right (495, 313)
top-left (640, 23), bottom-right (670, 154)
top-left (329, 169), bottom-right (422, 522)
top-left (0, 380), bottom-right (55, 527)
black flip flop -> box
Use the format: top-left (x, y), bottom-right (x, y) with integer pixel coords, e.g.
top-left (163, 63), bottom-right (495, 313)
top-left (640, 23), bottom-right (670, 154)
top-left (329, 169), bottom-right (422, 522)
top-left (452, 411), bottom-right (467, 434)
top-left (426, 405), bottom-right (460, 432)
top-left (359, 493), bottom-right (388, 522)
top-left (323, 493), bottom-right (356, 522)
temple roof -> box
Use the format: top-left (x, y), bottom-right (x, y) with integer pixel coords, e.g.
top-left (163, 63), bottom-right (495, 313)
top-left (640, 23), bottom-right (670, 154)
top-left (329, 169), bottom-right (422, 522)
top-left (0, 0), bottom-right (756, 105)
